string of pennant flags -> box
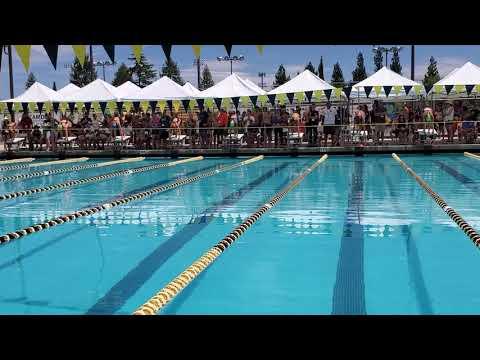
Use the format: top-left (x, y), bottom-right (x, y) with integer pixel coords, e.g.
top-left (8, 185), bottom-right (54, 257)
top-left (2, 83), bottom-right (480, 116)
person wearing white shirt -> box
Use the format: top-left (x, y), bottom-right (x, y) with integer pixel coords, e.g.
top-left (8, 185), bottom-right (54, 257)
top-left (322, 102), bottom-right (337, 147)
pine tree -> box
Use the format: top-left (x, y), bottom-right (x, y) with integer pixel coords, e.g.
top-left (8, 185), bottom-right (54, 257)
top-left (374, 49), bottom-right (383, 71)
top-left (25, 73), bottom-right (36, 89)
top-left (423, 56), bottom-right (441, 88)
top-left (128, 53), bottom-right (157, 88)
top-left (112, 63), bottom-right (132, 86)
top-left (305, 61), bottom-right (317, 75)
top-left (200, 65), bottom-right (215, 90)
top-left (318, 57), bottom-right (324, 79)
top-left (69, 56), bottom-right (97, 87)
top-left (331, 62), bottom-right (345, 88)
top-left (390, 48), bottom-right (402, 74)
top-left (160, 58), bottom-right (185, 86)
top-left (273, 64), bottom-right (289, 87)
top-left (352, 52), bottom-right (367, 82)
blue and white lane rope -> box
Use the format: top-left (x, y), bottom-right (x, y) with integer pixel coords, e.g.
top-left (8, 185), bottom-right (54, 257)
top-left (0, 156), bottom-right (203, 202)
top-left (0, 156), bottom-right (263, 245)
top-left (0, 157), bottom-right (145, 183)
top-left (133, 154), bottom-right (328, 315)
top-left (0, 157), bottom-right (90, 171)
top-left (393, 153), bottom-right (480, 248)
top-left (0, 158), bottom-right (35, 165)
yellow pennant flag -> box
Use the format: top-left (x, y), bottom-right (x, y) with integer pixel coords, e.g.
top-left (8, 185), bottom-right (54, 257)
top-left (256, 45), bottom-right (264, 55)
top-left (173, 100), bottom-right (181, 112)
top-left (124, 102), bottom-right (133, 113)
top-left (373, 86), bottom-right (382, 96)
top-left (28, 102), bottom-right (36, 112)
top-left (414, 85), bottom-right (423, 95)
top-left (241, 96), bottom-right (250, 108)
top-left (72, 45), bottom-right (86, 67)
top-left (140, 101), bottom-right (149, 112)
top-left (204, 98), bottom-right (214, 109)
top-left (14, 102), bottom-right (22, 113)
top-left (107, 101), bottom-right (116, 113)
top-left (44, 102), bottom-right (52, 113)
top-left (295, 92), bottom-right (304, 103)
top-left (455, 84), bottom-right (465, 93)
top-left (222, 98), bottom-right (230, 109)
top-left (314, 90), bottom-right (323, 101)
top-left (14, 45), bottom-right (32, 72)
top-left (76, 102), bottom-right (84, 113)
top-left (277, 93), bottom-right (286, 105)
top-left (334, 88), bottom-right (343, 98)
top-left (192, 45), bottom-right (202, 59)
top-left (131, 45), bottom-right (143, 63)
top-left (0, 102), bottom-right (5, 113)
top-left (157, 100), bottom-right (166, 112)
top-left (475, 84), bottom-right (480, 94)
top-left (92, 102), bottom-right (101, 113)
top-left (393, 85), bottom-right (402, 95)
top-left (434, 85), bottom-right (443, 94)
top-left (60, 102), bottom-right (68, 113)
top-left (257, 95), bottom-right (267, 106)
top-left (189, 99), bottom-right (197, 110)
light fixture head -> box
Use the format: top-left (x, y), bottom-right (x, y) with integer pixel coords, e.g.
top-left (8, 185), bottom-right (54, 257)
top-left (239, 55), bottom-right (245, 61)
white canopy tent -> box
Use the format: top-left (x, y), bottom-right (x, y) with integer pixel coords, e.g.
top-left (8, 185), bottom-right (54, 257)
top-left (56, 83), bottom-right (80, 97)
top-left (183, 82), bottom-right (201, 96)
top-left (123, 76), bottom-right (191, 101)
top-left (115, 81), bottom-right (142, 98)
top-left (1, 82), bottom-right (65, 103)
top-left (267, 69), bottom-right (335, 95)
top-left (351, 66), bottom-right (423, 99)
top-left (196, 73), bottom-right (265, 99)
top-left (433, 61), bottom-right (480, 97)
top-left (243, 78), bottom-right (267, 95)
top-left (63, 79), bottom-right (123, 102)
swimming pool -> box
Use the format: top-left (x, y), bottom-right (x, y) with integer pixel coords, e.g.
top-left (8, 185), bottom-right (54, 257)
top-left (0, 154), bottom-right (479, 315)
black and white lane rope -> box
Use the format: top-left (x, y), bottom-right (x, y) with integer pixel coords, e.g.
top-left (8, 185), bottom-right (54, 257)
top-left (0, 156), bottom-right (204, 202)
top-left (133, 154), bottom-right (328, 315)
top-left (0, 157), bottom-right (145, 183)
top-left (0, 158), bottom-right (35, 165)
top-left (392, 153), bottom-right (480, 248)
top-left (464, 152), bottom-right (480, 161)
top-left (0, 156), bottom-right (263, 246)
top-left (0, 157), bottom-right (90, 171)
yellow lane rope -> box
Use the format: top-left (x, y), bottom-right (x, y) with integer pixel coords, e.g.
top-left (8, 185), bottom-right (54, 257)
top-left (0, 158), bottom-right (35, 165)
top-left (464, 152), bottom-right (480, 161)
top-left (0, 156), bottom-right (263, 245)
top-left (0, 157), bottom-right (145, 183)
top-left (392, 153), bottom-right (480, 248)
top-left (133, 154), bottom-right (328, 315)
top-left (0, 157), bottom-right (203, 202)
top-left (0, 157), bottom-right (89, 171)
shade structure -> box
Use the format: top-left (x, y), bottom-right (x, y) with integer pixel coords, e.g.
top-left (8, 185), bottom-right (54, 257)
top-left (1, 82), bottom-right (65, 103)
top-left (115, 81), bottom-right (142, 98)
top-left (63, 79), bottom-right (123, 102)
top-left (196, 73), bottom-right (265, 99)
top-left (123, 76), bottom-right (191, 101)
top-left (352, 67), bottom-right (423, 98)
top-left (267, 69), bottom-right (335, 95)
top-left (243, 78), bottom-right (267, 95)
top-left (433, 62), bottom-right (480, 96)
top-left (56, 83), bottom-right (80, 97)
top-left (183, 82), bottom-right (201, 96)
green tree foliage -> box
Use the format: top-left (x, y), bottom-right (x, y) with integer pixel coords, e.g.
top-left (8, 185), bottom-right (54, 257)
top-left (25, 72), bottom-right (36, 89)
top-left (128, 53), bottom-right (157, 88)
top-left (331, 62), bottom-right (345, 88)
top-left (352, 52), bottom-right (367, 82)
top-left (273, 64), bottom-right (290, 87)
top-left (200, 65), bottom-right (215, 90)
top-left (305, 61), bottom-right (317, 75)
top-left (160, 58), bottom-right (185, 86)
top-left (69, 56), bottom-right (97, 87)
top-left (390, 48), bottom-right (402, 74)
top-left (112, 63), bottom-right (132, 86)
top-left (374, 49), bottom-right (383, 71)
top-left (423, 56), bottom-right (441, 88)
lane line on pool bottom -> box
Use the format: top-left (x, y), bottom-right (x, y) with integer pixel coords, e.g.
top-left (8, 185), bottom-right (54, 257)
top-left (0, 156), bottom-right (203, 202)
top-left (87, 162), bottom-right (290, 315)
top-left (380, 163), bottom-right (433, 315)
top-left (132, 155), bottom-right (327, 315)
top-left (0, 157), bottom-right (145, 183)
top-left (0, 158), bottom-right (35, 165)
top-left (331, 160), bottom-right (366, 315)
top-left (433, 160), bottom-right (480, 192)
top-left (0, 156), bottom-right (264, 246)
top-left (0, 157), bottom-right (90, 171)
top-left (392, 153), bottom-right (480, 249)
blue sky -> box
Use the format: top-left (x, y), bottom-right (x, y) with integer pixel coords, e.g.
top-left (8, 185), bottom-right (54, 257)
top-left (0, 45), bottom-right (477, 98)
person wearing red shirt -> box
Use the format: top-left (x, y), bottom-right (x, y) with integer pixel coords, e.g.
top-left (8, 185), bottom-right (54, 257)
top-left (215, 109), bottom-right (228, 147)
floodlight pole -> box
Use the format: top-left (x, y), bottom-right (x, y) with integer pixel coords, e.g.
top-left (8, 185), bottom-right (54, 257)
top-left (411, 45), bottom-right (415, 80)
top-left (7, 45), bottom-right (14, 98)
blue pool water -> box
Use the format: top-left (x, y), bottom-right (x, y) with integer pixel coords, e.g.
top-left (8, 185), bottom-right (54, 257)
top-left (0, 154), bottom-right (479, 314)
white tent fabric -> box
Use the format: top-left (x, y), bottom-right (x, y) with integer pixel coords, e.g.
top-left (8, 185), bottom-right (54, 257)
top-left (57, 83), bottom-right (80, 97)
top-left (196, 73), bottom-right (265, 98)
top-left (115, 81), bottom-right (142, 98)
top-left (352, 66), bottom-right (423, 98)
top-left (267, 69), bottom-right (335, 95)
top-left (1, 82), bottom-right (65, 103)
top-left (63, 79), bottom-right (123, 102)
top-left (433, 62), bottom-right (480, 96)
top-left (243, 78), bottom-right (267, 95)
top-left (124, 76), bottom-right (191, 101)
top-left (183, 82), bottom-right (201, 96)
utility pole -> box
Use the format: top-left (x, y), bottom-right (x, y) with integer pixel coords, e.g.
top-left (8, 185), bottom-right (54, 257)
top-left (411, 45), bottom-right (415, 80)
top-left (193, 58), bottom-right (204, 89)
top-left (7, 45), bottom-right (14, 98)
top-left (89, 45), bottom-right (93, 65)
top-left (258, 72), bottom-right (266, 89)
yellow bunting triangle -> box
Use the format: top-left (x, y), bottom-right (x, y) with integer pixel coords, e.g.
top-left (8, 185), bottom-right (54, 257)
top-left (455, 84), bottom-right (465, 93)
top-left (14, 103), bottom-right (22, 112)
top-left (14, 45), bottom-right (32, 72)
top-left (92, 102), bottom-right (101, 113)
top-left (258, 95), bottom-right (267, 106)
top-left (256, 45), bottom-right (264, 55)
top-left (475, 84), bottom-right (480, 94)
top-left (72, 45), bottom-right (86, 67)
top-left (204, 98), bottom-right (214, 109)
top-left (173, 100), bottom-right (181, 112)
top-left (373, 86), bottom-right (382, 96)
top-left (414, 85), bottom-right (423, 95)
top-left (131, 45), bottom-right (143, 63)
top-left (106, 101), bottom-right (115, 114)
top-left (241, 96), bottom-right (250, 108)
top-left (222, 98), bottom-right (231, 109)
top-left (277, 93), bottom-right (286, 105)
top-left (295, 92), bottom-right (304, 103)
top-left (157, 100), bottom-right (166, 112)
top-left (28, 103), bottom-right (36, 112)
top-left (140, 101), bottom-right (149, 112)
top-left (334, 88), bottom-right (343, 98)
top-left (124, 101), bottom-right (133, 113)
top-left (434, 85), bottom-right (443, 94)
top-left (192, 45), bottom-right (202, 59)
top-left (189, 99), bottom-right (197, 110)
top-left (59, 102), bottom-right (68, 113)
top-left (393, 85), bottom-right (402, 95)
top-left (0, 103), bottom-right (5, 113)
top-left (314, 90), bottom-right (323, 101)
top-left (44, 102), bottom-right (52, 113)
top-left (76, 102), bottom-right (84, 112)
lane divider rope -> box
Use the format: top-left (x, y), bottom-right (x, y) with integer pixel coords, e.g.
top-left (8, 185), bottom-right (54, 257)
top-left (0, 158), bottom-right (35, 165)
top-left (0, 156), bottom-right (203, 202)
top-left (133, 154), bottom-right (328, 315)
top-left (0, 157), bottom-right (90, 171)
top-left (392, 153), bottom-right (480, 248)
top-left (464, 151), bottom-right (480, 161)
top-left (0, 157), bottom-right (145, 183)
top-left (0, 156), bottom-right (263, 246)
